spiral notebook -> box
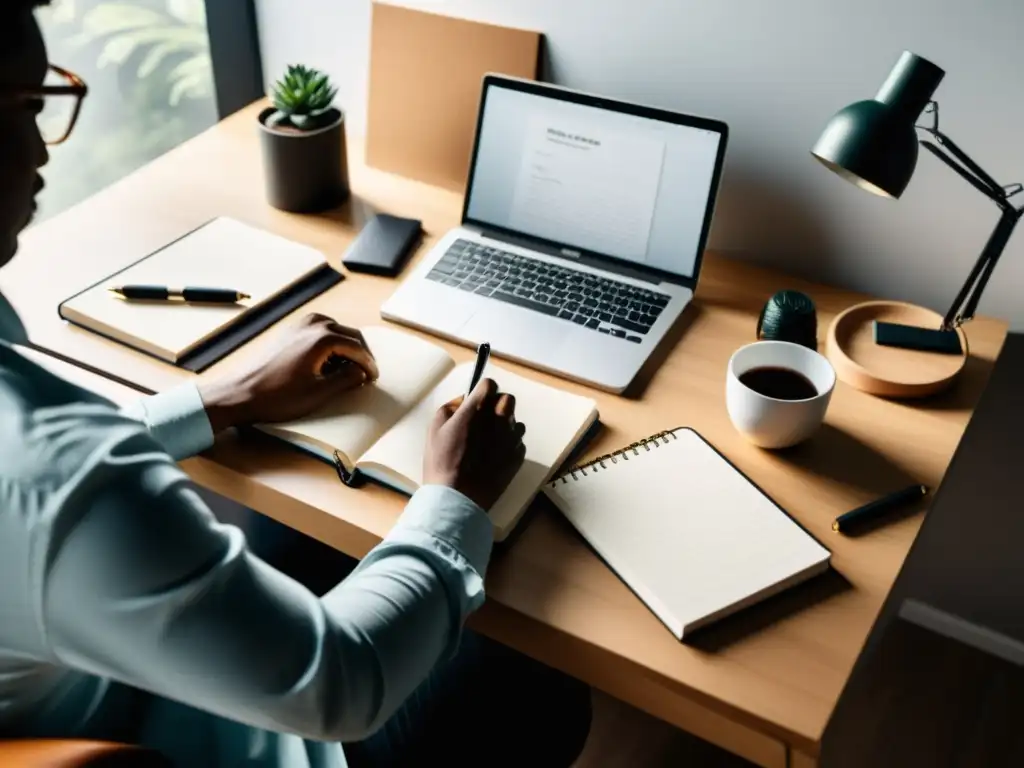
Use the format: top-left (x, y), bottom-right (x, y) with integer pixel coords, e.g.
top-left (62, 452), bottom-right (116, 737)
top-left (544, 428), bottom-right (831, 640)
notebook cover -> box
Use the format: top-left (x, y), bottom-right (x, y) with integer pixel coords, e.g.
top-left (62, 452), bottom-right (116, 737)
top-left (57, 220), bottom-right (343, 372)
top-left (179, 265), bottom-right (342, 371)
top-left (546, 427), bottom-right (831, 639)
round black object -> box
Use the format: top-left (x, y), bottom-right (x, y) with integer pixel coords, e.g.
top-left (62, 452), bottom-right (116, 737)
top-left (756, 290), bottom-right (818, 350)
top-left (258, 106), bottom-right (350, 213)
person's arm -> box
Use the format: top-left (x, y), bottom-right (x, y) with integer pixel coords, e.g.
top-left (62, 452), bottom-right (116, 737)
top-left (120, 313), bottom-right (382, 461)
top-left (49, 316), bottom-right (522, 740)
top-left (41, 426), bottom-right (492, 742)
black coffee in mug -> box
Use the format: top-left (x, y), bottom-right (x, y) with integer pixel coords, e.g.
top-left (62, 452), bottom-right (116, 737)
top-left (739, 366), bottom-right (818, 401)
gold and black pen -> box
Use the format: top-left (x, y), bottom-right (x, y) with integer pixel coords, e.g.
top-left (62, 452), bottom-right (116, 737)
top-left (109, 285), bottom-right (250, 304)
top-left (832, 484), bottom-right (928, 534)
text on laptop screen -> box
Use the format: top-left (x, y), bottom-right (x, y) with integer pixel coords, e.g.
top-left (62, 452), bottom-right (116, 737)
top-left (464, 84), bottom-right (723, 279)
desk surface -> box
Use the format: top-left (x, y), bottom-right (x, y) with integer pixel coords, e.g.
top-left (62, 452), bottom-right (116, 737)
top-left (3, 102), bottom-right (1008, 765)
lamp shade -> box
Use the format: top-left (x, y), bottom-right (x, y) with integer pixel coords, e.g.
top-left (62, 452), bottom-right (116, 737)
top-left (812, 51), bottom-right (945, 199)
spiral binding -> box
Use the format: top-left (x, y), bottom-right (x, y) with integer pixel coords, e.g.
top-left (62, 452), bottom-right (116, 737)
top-left (551, 430), bottom-right (679, 485)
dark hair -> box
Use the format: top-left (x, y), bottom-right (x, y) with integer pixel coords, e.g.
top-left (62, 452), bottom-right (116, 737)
top-left (7, 0), bottom-right (49, 18)
top-left (2, 1), bottom-right (49, 51)
top-left (10, 1), bottom-right (50, 14)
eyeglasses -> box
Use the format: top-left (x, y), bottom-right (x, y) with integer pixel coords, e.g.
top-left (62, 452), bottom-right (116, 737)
top-left (0, 64), bottom-right (88, 146)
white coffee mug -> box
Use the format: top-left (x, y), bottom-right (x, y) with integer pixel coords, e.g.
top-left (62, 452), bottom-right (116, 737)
top-left (726, 341), bottom-right (836, 449)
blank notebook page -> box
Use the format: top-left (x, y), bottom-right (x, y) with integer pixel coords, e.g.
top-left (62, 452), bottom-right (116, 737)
top-left (61, 217), bottom-right (327, 360)
top-left (545, 428), bottom-right (830, 638)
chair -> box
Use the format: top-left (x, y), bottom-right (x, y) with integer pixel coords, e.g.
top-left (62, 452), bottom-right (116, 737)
top-left (0, 740), bottom-right (169, 767)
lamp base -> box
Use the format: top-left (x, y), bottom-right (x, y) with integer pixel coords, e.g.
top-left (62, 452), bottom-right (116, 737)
top-left (826, 301), bottom-right (969, 398)
top-left (874, 320), bottom-right (963, 355)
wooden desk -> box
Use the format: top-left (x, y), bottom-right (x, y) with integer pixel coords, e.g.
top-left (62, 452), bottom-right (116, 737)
top-left (3, 102), bottom-right (1008, 767)
top-left (822, 335), bottom-right (1024, 766)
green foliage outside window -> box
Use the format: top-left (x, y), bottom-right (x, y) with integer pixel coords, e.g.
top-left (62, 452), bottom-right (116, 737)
top-left (34, 0), bottom-right (216, 222)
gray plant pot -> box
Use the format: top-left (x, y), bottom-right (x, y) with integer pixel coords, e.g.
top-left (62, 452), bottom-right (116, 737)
top-left (258, 106), bottom-right (350, 213)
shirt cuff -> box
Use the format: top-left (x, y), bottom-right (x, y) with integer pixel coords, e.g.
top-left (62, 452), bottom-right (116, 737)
top-left (357, 485), bottom-right (493, 625)
top-left (122, 383), bottom-right (215, 461)
top-left (390, 485), bottom-right (493, 579)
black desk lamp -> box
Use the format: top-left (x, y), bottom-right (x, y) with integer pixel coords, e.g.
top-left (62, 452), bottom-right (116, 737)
top-left (812, 51), bottom-right (1022, 349)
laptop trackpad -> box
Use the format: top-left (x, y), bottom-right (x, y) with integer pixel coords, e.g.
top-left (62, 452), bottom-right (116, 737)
top-left (459, 307), bottom-right (568, 362)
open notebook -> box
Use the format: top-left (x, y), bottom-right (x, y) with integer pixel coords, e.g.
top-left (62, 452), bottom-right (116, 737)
top-left (59, 217), bottom-right (339, 370)
top-left (545, 428), bottom-right (831, 639)
top-left (260, 326), bottom-right (599, 541)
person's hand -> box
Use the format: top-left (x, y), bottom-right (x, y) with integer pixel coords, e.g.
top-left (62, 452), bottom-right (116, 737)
top-left (198, 313), bottom-right (379, 433)
top-left (423, 378), bottom-right (527, 511)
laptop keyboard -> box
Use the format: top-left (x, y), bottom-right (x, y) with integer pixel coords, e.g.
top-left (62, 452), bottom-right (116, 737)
top-left (425, 239), bottom-right (671, 342)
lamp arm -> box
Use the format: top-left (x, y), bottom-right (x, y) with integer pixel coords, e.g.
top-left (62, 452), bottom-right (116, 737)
top-left (919, 140), bottom-right (1007, 204)
top-left (920, 127), bottom-right (1007, 200)
top-left (957, 251), bottom-right (1001, 327)
top-left (940, 206), bottom-right (1023, 330)
top-left (917, 126), bottom-right (1023, 330)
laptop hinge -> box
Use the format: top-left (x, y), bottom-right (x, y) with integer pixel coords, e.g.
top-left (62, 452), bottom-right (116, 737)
top-left (477, 228), bottom-right (691, 287)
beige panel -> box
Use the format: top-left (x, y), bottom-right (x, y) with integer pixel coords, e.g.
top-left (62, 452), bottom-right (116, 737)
top-left (365, 2), bottom-right (541, 191)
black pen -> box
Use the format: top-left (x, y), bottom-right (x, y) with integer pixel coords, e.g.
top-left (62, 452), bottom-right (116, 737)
top-left (108, 285), bottom-right (250, 304)
top-left (832, 484), bottom-right (928, 534)
top-left (466, 342), bottom-right (491, 399)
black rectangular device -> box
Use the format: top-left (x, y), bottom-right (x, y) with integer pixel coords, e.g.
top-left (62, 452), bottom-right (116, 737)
top-left (341, 214), bottom-right (422, 277)
top-left (874, 320), bottom-right (963, 355)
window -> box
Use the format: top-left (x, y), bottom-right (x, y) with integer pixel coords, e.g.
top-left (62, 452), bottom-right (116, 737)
top-left (34, 0), bottom-right (229, 222)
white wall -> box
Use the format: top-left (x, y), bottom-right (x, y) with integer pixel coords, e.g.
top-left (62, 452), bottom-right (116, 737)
top-left (255, 0), bottom-right (1024, 328)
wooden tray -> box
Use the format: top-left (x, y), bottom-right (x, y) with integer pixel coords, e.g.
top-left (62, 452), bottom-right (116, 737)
top-left (826, 301), bottom-right (968, 398)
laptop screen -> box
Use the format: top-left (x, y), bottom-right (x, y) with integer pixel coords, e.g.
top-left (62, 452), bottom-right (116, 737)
top-left (463, 79), bottom-right (727, 281)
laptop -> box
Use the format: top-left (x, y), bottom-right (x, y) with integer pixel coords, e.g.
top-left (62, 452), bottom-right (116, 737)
top-left (381, 75), bottom-right (729, 393)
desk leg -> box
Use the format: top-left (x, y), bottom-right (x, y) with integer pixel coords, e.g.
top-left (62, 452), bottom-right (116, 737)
top-left (790, 748), bottom-right (818, 768)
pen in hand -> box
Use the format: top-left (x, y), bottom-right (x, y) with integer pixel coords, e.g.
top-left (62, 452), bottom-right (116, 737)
top-left (467, 342), bottom-right (491, 399)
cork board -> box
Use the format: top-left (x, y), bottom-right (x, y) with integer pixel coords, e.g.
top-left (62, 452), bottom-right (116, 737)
top-left (366, 2), bottom-right (542, 191)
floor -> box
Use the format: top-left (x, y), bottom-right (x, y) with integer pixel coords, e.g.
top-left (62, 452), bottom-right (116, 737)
top-left (574, 692), bottom-right (755, 767)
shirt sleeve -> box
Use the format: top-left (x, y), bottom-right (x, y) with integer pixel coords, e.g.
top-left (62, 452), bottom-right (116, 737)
top-left (121, 383), bottom-right (214, 460)
top-left (40, 423), bottom-right (493, 742)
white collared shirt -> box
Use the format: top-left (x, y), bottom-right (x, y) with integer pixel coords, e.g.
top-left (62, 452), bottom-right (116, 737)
top-left (0, 291), bottom-right (492, 767)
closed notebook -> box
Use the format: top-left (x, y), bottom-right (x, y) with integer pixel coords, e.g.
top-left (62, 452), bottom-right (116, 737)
top-left (544, 428), bottom-right (830, 639)
top-left (259, 325), bottom-right (599, 542)
top-left (59, 217), bottom-right (336, 367)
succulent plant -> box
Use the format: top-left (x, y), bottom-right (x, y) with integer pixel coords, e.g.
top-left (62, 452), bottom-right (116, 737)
top-left (268, 65), bottom-right (339, 131)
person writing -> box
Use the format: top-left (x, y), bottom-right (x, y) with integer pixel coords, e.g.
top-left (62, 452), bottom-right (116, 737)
top-left (0, 3), bottom-right (591, 766)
